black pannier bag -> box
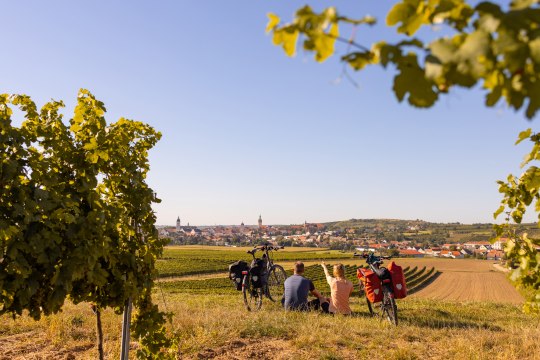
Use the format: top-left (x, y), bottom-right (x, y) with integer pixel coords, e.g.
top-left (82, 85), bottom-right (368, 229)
top-left (229, 260), bottom-right (249, 291)
top-left (249, 258), bottom-right (266, 288)
top-left (374, 267), bottom-right (392, 282)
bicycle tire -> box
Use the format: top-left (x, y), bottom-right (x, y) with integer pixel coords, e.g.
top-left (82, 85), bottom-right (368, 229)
top-left (359, 280), bottom-right (375, 316)
top-left (266, 265), bottom-right (287, 302)
top-left (366, 296), bottom-right (375, 316)
top-left (382, 289), bottom-right (398, 325)
top-left (388, 297), bottom-right (398, 325)
top-left (243, 274), bottom-right (263, 311)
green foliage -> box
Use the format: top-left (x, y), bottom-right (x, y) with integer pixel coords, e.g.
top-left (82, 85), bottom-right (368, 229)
top-left (0, 90), bottom-right (174, 357)
top-left (494, 129), bottom-right (540, 313)
top-left (268, 0), bottom-right (540, 117)
top-left (266, 7), bottom-right (375, 63)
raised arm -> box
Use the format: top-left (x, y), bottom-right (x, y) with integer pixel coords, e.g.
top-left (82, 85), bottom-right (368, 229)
top-left (321, 261), bottom-right (332, 284)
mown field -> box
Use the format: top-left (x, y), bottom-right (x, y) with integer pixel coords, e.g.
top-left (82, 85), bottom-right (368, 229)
top-left (1, 246), bottom-right (538, 360)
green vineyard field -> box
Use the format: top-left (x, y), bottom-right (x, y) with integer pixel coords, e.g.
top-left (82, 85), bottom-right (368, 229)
top-left (156, 248), bottom-right (353, 278)
top-left (157, 258), bottom-right (438, 298)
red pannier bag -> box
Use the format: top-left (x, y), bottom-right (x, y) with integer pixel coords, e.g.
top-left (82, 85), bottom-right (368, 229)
top-left (357, 268), bottom-right (383, 303)
top-left (387, 261), bottom-right (407, 299)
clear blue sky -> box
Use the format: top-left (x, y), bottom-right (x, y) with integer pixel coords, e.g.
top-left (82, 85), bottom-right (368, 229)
top-left (2, 1), bottom-right (538, 225)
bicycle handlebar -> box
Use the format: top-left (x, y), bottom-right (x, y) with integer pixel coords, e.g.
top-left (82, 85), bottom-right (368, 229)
top-left (363, 252), bottom-right (391, 265)
top-left (247, 245), bottom-right (284, 255)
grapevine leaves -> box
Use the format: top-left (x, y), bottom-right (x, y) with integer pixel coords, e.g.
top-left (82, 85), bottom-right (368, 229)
top-left (0, 90), bottom-right (172, 356)
top-left (268, 0), bottom-right (540, 119)
top-left (386, 0), bottom-right (430, 36)
top-left (494, 129), bottom-right (540, 313)
top-left (393, 53), bottom-right (438, 107)
top-left (266, 7), bottom-right (374, 63)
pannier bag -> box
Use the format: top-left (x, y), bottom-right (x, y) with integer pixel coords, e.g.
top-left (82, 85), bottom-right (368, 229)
top-left (357, 268), bottom-right (383, 303)
top-left (229, 260), bottom-right (249, 291)
top-left (249, 258), bottom-right (266, 288)
top-left (387, 261), bottom-right (407, 299)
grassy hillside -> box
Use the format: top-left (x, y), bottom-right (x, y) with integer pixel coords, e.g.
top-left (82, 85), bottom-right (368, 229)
top-left (323, 218), bottom-right (540, 245)
top-left (1, 246), bottom-right (537, 359)
top-left (1, 294), bottom-right (538, 359)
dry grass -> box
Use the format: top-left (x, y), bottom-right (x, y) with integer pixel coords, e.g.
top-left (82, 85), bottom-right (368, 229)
top-left (1, 292), bottom-right (539, 360)
top-left (0, 302), bottom-right (122, 359)
top-left (0, 256), bottom-right (534, 359)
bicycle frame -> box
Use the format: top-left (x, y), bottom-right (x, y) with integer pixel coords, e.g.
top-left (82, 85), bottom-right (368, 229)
top-left (241, 244), bottom-right (287, 310)
top-left (368, 262), bottom-right (395, 298)
top-left (359, 253), bottom-right (398, 325)
top-left (247, 244), bottom-right (282, 272)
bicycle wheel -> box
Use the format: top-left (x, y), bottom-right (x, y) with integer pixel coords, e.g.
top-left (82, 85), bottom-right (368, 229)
top-left (266, 265), bottom-right (287, 302)
top-left (366, 297), bottom-right (375, 316)
top-left (382, 290), bottom-right (398, 325)
top-left (243, 275), bottom-right (263, 311)
top-left (359, 281), bottom-right (375, 316)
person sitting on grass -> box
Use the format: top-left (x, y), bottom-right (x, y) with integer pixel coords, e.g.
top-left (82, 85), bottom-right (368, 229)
top-left (282, 261), bottom-right (329, 313)
top-left (321, 261), bottom-right (354, 315)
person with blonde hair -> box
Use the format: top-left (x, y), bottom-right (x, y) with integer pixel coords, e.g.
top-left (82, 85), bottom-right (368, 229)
top-left (321, 261), bottom-right (354, 315)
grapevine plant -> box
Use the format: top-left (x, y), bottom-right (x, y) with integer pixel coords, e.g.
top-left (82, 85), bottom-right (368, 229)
top-left (0, 90), bottom-right (175, 358)
top-left (494, 129), bottom-right (540, 314)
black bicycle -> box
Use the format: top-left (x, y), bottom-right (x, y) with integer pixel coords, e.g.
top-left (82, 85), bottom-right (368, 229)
top-left (358, 253), bottom-right (398, 325)
top-left (242, 244), bottom-right (287, 311)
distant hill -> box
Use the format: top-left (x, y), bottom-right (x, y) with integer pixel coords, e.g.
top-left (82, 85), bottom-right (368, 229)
top-left (322, 218), bottom-right (540, 244)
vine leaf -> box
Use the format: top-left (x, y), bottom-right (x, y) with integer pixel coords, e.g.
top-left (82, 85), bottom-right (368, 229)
top-left (393, 54), bottom-right (438, 107)
top-left (266, 13), bottom-right (280, 33)
top-left (516, 128), bottom-right (532, 145)
top-left (272, 27), bottom-right (299, 57)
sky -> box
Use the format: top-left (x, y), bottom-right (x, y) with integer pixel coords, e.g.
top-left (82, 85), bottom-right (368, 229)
top-left (2, 1), bottom-right (539, 226)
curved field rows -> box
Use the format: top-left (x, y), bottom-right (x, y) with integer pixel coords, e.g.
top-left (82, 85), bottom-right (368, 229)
top-left (306, 258), bottom-right (523, 304)
top-left (266, 258), bottom-right (524, 304)
top-left (157, 253), bottom-right (524, 304)
top-left (411, 271), bottom-right (523, 304)
top-left (393, 258), bottom-right (524, 304)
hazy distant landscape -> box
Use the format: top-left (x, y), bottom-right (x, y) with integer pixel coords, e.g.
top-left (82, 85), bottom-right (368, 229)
top-left (158, 218), bottom-right (540, 263)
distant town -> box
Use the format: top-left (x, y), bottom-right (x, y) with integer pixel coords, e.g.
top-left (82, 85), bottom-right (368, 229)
top-left (158, 216), bottom-right (540, 261)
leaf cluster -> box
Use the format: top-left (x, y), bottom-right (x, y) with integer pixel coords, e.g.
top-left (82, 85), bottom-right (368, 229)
top-left (0, 90), bottom-right (174, 356)
top-left (267, 0), bottom-right (540, 118)
top-left (494, 129), bottom-right (540, 313)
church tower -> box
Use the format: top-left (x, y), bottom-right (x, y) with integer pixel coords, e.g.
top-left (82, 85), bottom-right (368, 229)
top-left (176, 216), bottom-right (181, 231)
top-left (258, 215), bottom-right (262, 229)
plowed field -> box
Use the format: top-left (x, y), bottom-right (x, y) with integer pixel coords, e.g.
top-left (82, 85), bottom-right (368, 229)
top-left (392, 258), bottom-right (523, 304)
